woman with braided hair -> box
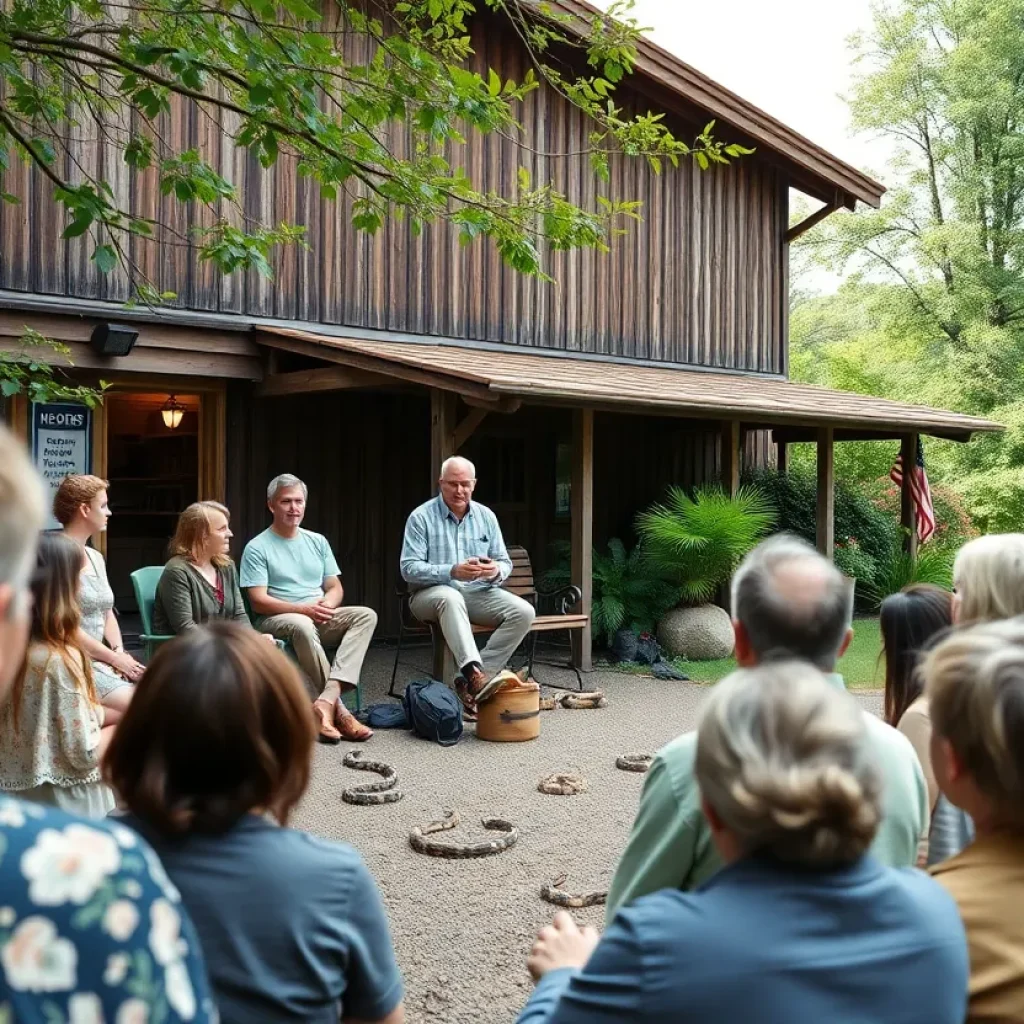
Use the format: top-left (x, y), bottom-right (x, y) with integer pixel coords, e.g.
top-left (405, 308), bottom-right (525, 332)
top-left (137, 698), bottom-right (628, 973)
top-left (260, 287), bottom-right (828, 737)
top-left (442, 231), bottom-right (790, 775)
top-left (518, 662), bottom-right (969, 1024)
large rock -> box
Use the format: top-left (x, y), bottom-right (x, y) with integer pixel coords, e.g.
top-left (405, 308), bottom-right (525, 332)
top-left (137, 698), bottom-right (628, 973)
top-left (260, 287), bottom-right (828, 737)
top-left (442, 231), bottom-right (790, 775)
top-left (657, 604), bottom-right (734, 661)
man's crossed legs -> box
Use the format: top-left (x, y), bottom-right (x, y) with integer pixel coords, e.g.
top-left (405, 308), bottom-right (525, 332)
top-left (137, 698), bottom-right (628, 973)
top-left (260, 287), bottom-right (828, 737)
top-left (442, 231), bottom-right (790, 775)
top-left (259, 606), bottom-right (377, 742)
top-left (409, 585), bottom-right (535, 717)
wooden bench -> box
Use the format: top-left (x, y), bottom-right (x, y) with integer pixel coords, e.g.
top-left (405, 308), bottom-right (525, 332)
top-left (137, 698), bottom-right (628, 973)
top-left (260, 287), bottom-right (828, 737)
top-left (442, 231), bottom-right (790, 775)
top-left (388, 545), bottom-right (588, 695)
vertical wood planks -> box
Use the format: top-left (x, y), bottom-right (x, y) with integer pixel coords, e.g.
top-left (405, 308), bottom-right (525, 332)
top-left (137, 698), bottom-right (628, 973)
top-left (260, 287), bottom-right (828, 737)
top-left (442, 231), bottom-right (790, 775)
top-left (571, 407), bottom-right (594, 671)
top-left (816, 426), bottom-right (834, 559)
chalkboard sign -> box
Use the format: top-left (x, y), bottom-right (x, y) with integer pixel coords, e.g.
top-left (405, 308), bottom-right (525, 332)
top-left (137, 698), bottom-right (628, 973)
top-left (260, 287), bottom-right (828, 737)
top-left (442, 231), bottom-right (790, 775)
top-left (31, 403), bottom-right (92, 530)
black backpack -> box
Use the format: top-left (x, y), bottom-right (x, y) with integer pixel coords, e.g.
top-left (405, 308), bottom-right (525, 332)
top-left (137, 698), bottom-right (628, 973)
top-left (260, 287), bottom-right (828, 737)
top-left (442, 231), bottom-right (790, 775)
top-left (402, 679), bottom-right (463, 746)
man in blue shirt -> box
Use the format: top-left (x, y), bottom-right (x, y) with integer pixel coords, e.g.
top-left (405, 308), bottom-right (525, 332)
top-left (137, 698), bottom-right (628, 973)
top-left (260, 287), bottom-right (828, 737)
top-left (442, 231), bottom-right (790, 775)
top-left (0, 425), bottom-right (217, 1023)
top-left (241, 473), bottom-right (376, 743)
top-left (400, 456), bottom-right (534, 717)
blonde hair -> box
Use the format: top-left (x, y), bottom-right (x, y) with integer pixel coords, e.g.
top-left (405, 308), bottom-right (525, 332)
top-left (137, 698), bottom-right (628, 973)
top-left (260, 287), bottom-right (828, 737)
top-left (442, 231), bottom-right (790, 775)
top-left (53, 474), bottom-right (109, 526)
top-left (953, 534), bottom-right (1024, 625)
top-left (169, 502), bottom-right (232, 568)
top-left (0, 426), bottom-right (45, 594)
top-left (695, 662), bottom-right (881, 867)
top-left (923, 618), bottom-right (1024, 824)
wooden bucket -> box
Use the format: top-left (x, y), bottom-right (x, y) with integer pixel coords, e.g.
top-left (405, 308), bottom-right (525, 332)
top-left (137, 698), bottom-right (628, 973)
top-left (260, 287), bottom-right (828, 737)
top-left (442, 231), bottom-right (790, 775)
top-left (476, 672), bottom-right (540, 743)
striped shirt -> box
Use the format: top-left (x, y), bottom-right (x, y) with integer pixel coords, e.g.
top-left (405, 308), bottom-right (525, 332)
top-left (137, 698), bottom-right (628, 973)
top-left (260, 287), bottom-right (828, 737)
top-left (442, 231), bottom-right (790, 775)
top-left (400, 496), bottom-right (512, 592)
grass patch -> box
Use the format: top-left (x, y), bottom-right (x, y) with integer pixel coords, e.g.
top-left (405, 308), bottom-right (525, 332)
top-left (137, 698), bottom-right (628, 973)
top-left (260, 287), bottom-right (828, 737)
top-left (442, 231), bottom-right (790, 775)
top-left (600, 618), bottom-right (884, 689)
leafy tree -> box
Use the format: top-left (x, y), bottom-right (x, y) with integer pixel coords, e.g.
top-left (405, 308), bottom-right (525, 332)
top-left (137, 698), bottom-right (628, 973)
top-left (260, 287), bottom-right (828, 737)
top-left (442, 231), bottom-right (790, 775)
top-left (0, 0), bottom-right (750, 299)
top-left (0, 329), bottom-right (107, 406)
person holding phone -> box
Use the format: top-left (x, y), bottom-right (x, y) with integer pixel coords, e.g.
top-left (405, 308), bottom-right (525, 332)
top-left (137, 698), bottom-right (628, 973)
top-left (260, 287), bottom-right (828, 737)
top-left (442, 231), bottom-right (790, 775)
top-left (400, 456), bottom-right (534, 718)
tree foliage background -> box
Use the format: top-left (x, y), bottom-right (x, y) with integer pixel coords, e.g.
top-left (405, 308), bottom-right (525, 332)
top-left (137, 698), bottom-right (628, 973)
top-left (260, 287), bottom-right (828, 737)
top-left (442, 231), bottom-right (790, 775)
top-left (791, 0), bottom-right (1024, 532)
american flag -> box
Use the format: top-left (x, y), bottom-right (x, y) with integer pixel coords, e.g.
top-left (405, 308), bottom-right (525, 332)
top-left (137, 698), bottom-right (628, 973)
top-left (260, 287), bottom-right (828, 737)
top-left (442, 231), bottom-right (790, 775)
top-left (890, 438), bottom-right (937, 544)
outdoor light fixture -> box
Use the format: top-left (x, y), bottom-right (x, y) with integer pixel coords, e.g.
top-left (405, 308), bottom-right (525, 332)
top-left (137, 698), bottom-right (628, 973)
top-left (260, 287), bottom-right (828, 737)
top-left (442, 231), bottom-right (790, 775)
top-left (161, 395), bottom-right (185, 430)
top-left (89, 322), bottom-right (139, 357)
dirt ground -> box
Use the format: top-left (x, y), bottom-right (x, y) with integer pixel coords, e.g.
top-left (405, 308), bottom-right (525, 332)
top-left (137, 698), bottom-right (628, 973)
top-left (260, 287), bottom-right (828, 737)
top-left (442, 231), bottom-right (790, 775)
top-left (293, 646), bottom-right (884, 1024)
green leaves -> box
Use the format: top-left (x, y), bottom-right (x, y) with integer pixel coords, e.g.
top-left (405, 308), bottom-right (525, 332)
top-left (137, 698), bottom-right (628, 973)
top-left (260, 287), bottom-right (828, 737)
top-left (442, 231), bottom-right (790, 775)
top-left (92, 244), bottom-right (117, 274)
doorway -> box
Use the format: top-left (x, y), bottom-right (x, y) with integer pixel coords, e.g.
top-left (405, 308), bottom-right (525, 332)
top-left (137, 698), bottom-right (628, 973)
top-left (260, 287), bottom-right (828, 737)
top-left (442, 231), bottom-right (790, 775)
top-left (104, 393), bottom-right (200, 612)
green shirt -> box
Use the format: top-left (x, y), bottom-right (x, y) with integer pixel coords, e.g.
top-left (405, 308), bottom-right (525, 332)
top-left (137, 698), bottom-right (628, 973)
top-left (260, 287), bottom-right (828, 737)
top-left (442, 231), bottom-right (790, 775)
top-left (239, 528), bottom-right (341, 605)
top-left (606, 674), bottom-right (930, 920)
top-left (153, 556), bottom-right (250, 635)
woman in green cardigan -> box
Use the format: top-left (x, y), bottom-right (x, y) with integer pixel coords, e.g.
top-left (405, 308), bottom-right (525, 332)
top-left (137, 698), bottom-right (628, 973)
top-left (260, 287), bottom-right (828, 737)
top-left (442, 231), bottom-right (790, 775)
top-left (154, 502), bottom-right (276, 644)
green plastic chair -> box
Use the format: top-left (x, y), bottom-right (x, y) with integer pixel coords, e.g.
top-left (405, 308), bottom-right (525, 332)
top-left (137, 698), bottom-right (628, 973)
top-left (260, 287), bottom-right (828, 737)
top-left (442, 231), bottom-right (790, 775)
top-left (241, 591), bottom-right (360, 712)
top-left (130, 566), bottom-right (175, 660)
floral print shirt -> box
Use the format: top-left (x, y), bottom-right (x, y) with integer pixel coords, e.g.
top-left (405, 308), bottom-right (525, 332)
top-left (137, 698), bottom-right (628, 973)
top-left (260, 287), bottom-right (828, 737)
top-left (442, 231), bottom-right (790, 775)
top-left (0, 797), bottom-right (218, 1023)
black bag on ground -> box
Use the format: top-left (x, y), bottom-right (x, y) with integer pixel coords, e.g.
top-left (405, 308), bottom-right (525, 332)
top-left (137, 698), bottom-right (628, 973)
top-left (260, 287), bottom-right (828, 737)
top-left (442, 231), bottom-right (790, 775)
top-left (402, 679), bottom-right (463, 746)
top-left (611, 628), bottom-right (639, 663)
top-left (635, 633), bottom-right (662, 665)
top-left (355, 703), bottom-right (409, 729)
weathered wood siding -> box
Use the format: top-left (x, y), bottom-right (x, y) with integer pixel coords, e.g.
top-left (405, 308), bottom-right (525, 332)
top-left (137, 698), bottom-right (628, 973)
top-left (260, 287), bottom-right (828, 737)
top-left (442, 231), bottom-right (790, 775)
top-left (226, 385), bottom-right (769, 634)
top-left (0, 14), bottom-right (786, 373)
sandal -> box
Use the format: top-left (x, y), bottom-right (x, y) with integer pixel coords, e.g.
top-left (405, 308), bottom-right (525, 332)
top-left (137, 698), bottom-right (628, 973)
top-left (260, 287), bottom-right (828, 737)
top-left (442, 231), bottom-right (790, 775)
top-left (335, 701), bottom-right (373, 742)
top-left (313, 700), bottom-right (342, 744)
top-left (454, 677), bottom-right (478, 722)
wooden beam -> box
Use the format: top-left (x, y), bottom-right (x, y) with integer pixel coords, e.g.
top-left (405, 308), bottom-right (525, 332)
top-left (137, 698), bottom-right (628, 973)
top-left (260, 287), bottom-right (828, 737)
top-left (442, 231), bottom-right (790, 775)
top-left (430, 389), bottom-right (457, 482)
top-left (784, 196), bottom-right (840, 244)
top-left (571, 408), bottom-right (594, 672)
top-left (900, 433), bottom-right (919, 561)
top-left (463, 394), bottom-right (522, 414)
top-left (258, 366), bottom-right (393, 397)
top-left (776, 439), bottom-right (789, 474)
top-left (816, 426), bottom-right (835, 560)
top-left (199, 388), bottom-right (227, 504)
top-left (720, 420), bottom-right (741, 496)
top-left (454, 407), bottom-right (489, 451)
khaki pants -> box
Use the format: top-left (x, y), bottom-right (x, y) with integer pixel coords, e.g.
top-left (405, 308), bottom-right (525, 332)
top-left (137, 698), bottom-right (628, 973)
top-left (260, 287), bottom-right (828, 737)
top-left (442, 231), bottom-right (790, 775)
top-left (258, 606), bottom-right (377, 698)
top-left (409, 585), bottom-right (535, 677)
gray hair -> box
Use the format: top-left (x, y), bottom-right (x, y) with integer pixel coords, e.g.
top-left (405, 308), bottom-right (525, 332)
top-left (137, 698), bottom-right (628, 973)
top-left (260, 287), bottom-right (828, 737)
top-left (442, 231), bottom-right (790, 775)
top-left (0, 426), bottom-right (45, 599)
top-left (696, 662), bottom-right (881, 867)
top-left (731, 533), bottom-right (854, 671)
top-left (953, 534), bottom-right (1024, 625)
top-left (266, 474), bottom-right (308, 503)
top-left (440, 455), bottom-right (476, 479)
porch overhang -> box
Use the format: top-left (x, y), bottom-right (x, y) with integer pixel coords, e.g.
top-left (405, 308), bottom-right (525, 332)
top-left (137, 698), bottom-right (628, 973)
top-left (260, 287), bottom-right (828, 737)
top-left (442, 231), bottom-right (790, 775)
top-left (254, 327), bottom-right (1002, 443)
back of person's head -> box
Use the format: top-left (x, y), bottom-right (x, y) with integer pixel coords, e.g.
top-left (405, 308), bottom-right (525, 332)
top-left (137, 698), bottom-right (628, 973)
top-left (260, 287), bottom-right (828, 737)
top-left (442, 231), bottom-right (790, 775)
top-left (0, 426), bottom-right (46, 696)
top-left (922, 618), bottom-right (1024, 826)
top-left (104, 621), bottom-right (315, 836)
top-left (696, 661), bottom-right (881, 867)
top-left (52, 473), bottom-right (109, 526)
top-left (731, 534), bottom-right (855, 671)
top-left (953, 534), bottom-right (1024, 626)
top-left (169, 501), bottom-right (232, 566)
top-left (880, 584), bottom-right (954, 726)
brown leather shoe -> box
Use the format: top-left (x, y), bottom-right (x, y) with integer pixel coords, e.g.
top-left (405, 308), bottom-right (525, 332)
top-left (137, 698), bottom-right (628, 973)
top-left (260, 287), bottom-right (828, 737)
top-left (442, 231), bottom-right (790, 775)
top-left (335, 701), bottom-right (372, 742)
top-left (454, 677), bottom-right (478, 721)
top-left (463, 663), bottom-right (489, 696)
top-left (313, 700), bottom-right (342, 744)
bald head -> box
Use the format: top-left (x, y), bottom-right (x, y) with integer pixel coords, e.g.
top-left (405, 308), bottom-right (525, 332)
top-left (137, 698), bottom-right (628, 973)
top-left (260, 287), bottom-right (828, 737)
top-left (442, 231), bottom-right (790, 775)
top-left (731, 534), bottom-right (855, 671)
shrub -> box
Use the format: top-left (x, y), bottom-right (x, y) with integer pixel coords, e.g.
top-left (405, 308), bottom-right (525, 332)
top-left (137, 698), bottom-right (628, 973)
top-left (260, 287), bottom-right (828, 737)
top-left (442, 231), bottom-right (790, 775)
top-left (542, 539), bottom-right (679, 647)
top-left (833, 538), bottom-right (878, 604)
top-left (635, 485), bottom-right (776, 605)
top-left (869, 477), bottom-right (977, 550)
top-left (863, 542), bottom-right (956, 609)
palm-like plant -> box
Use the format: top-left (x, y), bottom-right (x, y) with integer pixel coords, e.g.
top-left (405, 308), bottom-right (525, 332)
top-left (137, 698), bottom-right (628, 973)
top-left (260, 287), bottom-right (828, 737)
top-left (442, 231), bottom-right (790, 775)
top-left (543, 538), bottom-right (679, 646)
top-left (863, 542), bottom-right (955, 609)
top-left (636, 484), bottom-right (776, 605)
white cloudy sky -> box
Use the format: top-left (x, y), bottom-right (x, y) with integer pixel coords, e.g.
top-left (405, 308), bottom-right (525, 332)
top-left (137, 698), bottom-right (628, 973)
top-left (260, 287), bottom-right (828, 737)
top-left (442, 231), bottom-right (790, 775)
top-left (607, 0), bottom-right (892, 178)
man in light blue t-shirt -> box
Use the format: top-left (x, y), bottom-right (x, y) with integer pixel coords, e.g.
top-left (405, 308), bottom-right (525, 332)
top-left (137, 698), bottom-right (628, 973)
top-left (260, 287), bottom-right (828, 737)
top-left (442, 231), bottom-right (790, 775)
top-left (240, 473), bottom-right (376, 743)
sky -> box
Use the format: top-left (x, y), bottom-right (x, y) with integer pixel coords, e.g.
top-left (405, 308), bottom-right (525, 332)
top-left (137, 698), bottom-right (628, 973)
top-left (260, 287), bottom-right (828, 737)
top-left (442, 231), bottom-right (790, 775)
top-left (609, 0), bottom-right (892, 180)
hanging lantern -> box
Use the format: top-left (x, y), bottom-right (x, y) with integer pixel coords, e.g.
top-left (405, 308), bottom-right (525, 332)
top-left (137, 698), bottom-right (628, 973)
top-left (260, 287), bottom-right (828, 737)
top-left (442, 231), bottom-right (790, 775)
top-left (161, 395), bottom-right (185, 430)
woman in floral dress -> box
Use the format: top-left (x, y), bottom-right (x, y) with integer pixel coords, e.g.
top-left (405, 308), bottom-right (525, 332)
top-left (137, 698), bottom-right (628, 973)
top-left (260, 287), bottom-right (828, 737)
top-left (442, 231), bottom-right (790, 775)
top-left (54, 474), bottom-right (143, 712)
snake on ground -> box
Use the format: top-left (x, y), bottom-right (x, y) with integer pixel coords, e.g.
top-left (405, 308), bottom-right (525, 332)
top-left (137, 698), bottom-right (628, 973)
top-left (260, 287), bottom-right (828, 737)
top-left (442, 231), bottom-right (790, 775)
top-left (615, 753), bottom-right (654, 773)
top-left (341, 751), bottom-right (403, 804)
top-left (537, 772), bottom-right (588, 795)
top-left (540, 874), bottom-right (608, 908)
top-left (409, 810), bottom-right (519, 858)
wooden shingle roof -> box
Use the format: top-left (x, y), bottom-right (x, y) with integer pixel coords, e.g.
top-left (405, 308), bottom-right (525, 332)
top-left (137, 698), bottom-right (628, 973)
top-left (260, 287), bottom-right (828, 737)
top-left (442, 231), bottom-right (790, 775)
top-left (258, 328), bottom-right (1000, 442)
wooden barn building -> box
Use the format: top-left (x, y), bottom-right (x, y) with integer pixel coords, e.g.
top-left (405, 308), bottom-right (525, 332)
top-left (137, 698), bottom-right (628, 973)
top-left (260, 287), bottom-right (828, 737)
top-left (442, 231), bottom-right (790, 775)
top-left (0, 0), bottom-right (999, 667)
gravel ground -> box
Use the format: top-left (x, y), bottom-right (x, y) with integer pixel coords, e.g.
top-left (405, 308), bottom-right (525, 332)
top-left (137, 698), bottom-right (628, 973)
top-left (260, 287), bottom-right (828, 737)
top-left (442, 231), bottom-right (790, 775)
top-left (293, 646), bottom-right (884, 1024)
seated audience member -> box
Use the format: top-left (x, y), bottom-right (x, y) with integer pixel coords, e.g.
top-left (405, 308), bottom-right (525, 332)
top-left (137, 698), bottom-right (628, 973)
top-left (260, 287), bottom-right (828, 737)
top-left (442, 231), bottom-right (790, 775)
top-left (951, 533), bottom-right (1024, 625)
top-left (881, 585), bottom-right (973, 864)
top-left (105, 622), bottom-right (405, 1024)
top-left (400, 456), bottom-right (534, 718)
top-left (154, 501), bottom-right (275, 644)
top-left (518, 662), bottom-right (968, 1024)
top-left (606, 534), bottom-right (928, 918)
top-left (241, 474), bottom-right (374, 743)
top-left (0, 425), bottom-right (217, 1022)
top-left (54, 473), bottom-right (142, 711)
top-left (924, 619), bottom-right (1024, 1022)
top-left (0, 533), bottom-right (117, 818)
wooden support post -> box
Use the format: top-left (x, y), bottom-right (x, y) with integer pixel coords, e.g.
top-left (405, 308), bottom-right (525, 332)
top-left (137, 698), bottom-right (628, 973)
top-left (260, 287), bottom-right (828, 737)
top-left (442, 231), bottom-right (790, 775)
top-left (571, 408), bottom-right (594, 672)
top-left (816, 426), bottom-right (834, 560)
top-left (776, 440), bottom-right (789, 475)
top-left (900, 433), bottom-right (919, 562)
top-left (454, 406), bottom-right (489, 451)
top-left (720, 420), bottom-right (741, 496)
top-left (429, 389), bottom-right (457, 482)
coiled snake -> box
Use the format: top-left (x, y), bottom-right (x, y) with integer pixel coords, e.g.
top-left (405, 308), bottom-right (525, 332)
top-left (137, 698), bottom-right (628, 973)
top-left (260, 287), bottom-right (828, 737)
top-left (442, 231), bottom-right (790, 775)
top-left (341, 751), bottom-right (403, 804)
top-left (537, 772), bottom-right (587, 795)
top-left (615, 753), bottom-right (653, 773)
top-left (540, 874), bottom-right (608, 908)
top-left (409, 809), bottom-right (519, 858)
